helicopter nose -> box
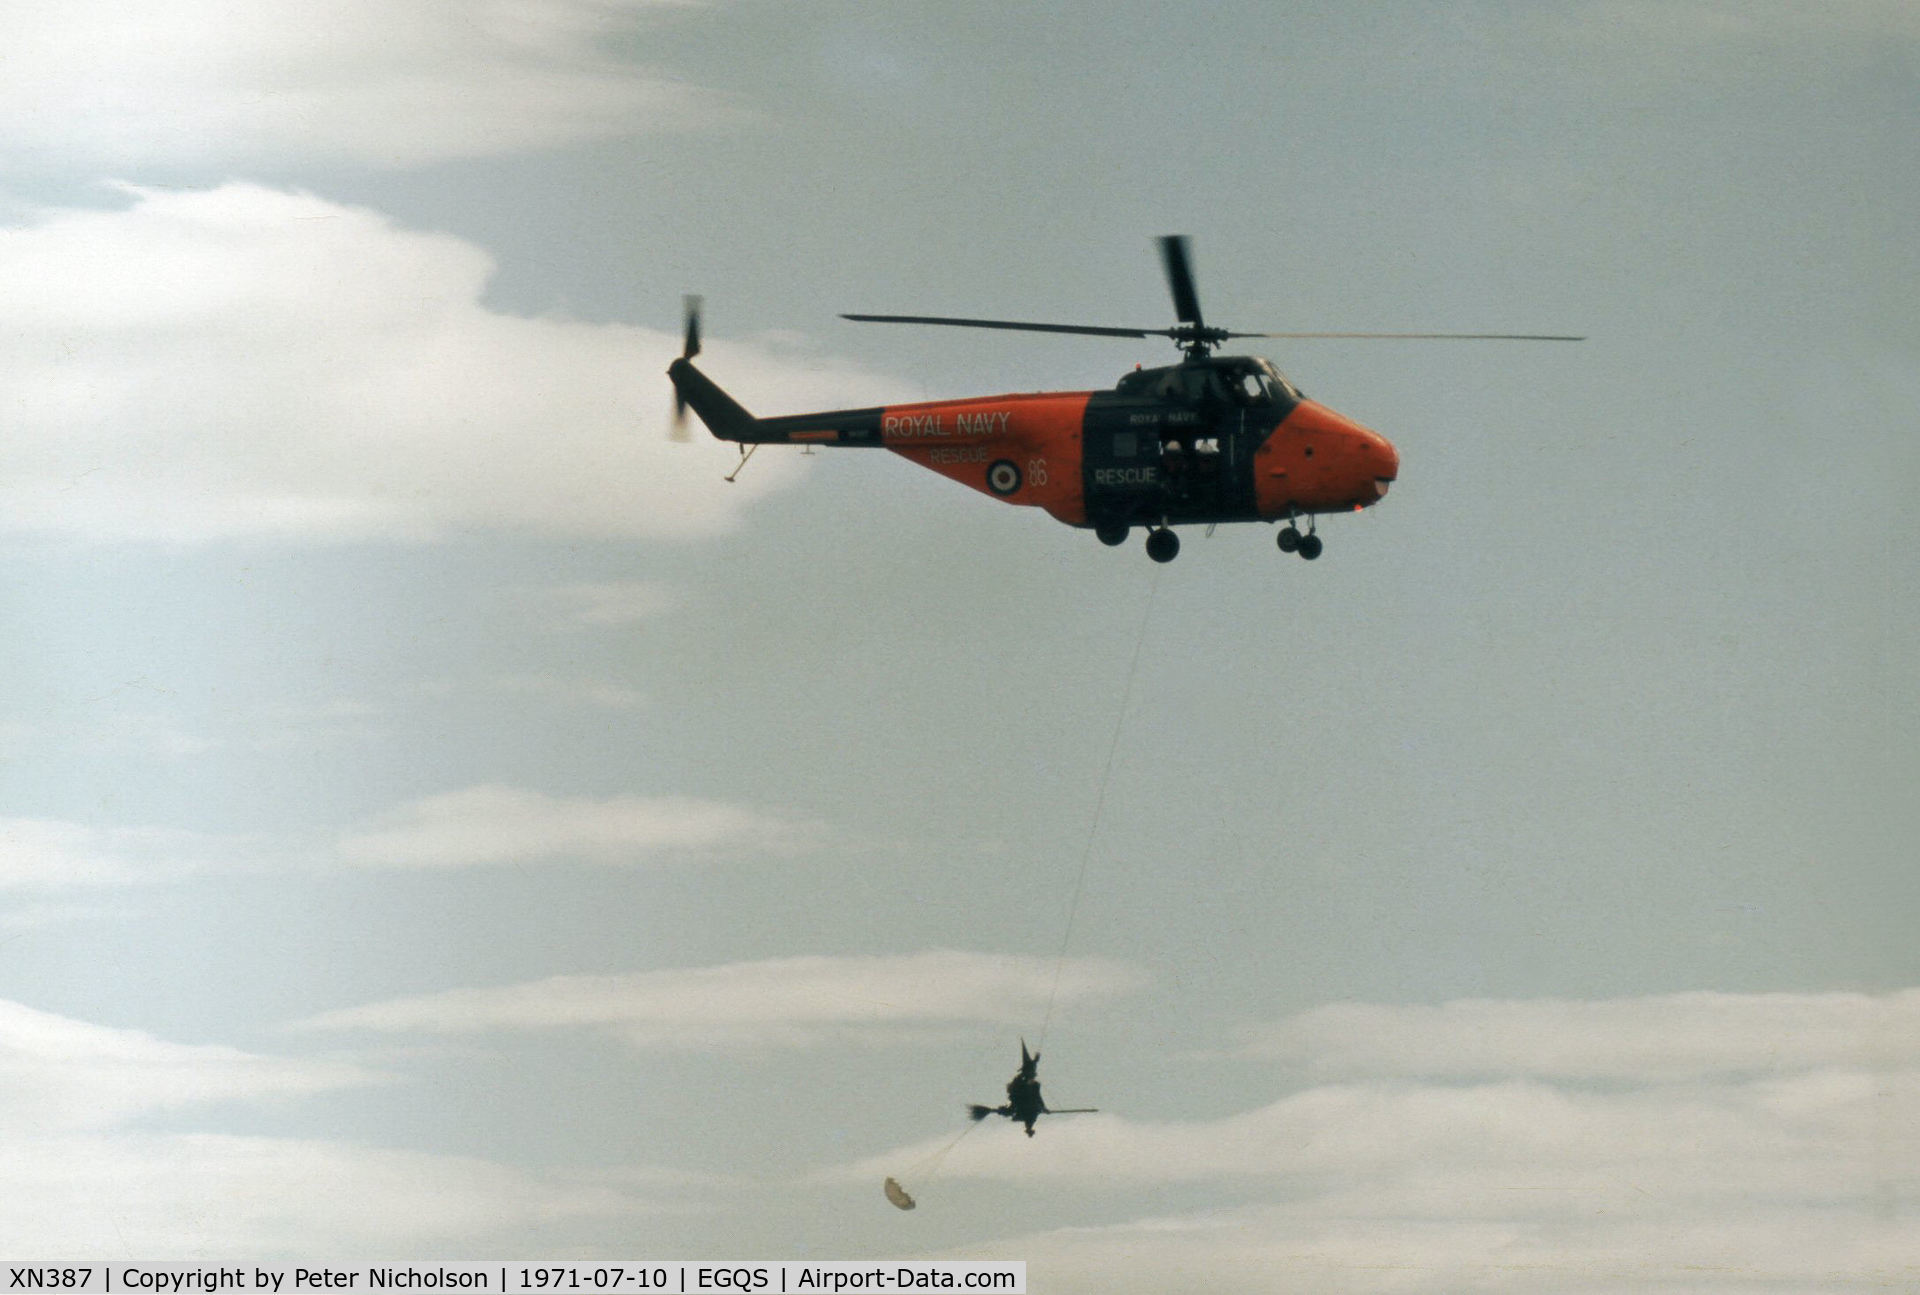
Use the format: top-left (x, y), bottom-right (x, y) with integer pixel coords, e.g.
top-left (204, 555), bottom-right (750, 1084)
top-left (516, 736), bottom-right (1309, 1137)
top-left (1367, 432), bottom-right (1399, 501)
top-left (1255, 400), bottom-right (1401, 516)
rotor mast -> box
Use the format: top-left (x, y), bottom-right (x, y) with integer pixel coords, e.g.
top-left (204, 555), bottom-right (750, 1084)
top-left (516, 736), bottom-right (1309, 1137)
top-left (1158, 235), bottom-right (1222, 359)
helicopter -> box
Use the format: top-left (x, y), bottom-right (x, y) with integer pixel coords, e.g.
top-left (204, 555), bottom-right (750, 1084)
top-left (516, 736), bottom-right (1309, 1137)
top-left (966, 1039), bottom-right (1096, 1138)
top-left (667, 237), bottom-right (1580, 563)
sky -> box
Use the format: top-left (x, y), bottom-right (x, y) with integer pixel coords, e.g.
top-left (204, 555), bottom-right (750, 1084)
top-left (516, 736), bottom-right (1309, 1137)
top-left (1, 0), bottom-right (1916, 1287)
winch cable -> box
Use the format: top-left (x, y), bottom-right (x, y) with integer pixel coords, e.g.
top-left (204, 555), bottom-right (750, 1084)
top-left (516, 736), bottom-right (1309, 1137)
top-left (1036, 564), bottom-right (1161, 1053)
top-left (884, 1110), bottom-right (985, 1209)
top-left (888, 565), bottom-right (1159, 1212)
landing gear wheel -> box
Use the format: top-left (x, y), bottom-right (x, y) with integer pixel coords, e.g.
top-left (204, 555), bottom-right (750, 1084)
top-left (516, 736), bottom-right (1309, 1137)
top-left (1277, 526), bottom-right (1301, 553)
top-left (1298, 534), bottom-right (1323, 560)
top-left (1095, 522), bottom-right (1130, 547)
top-left (1145, 528), bottom-right (1180, 563)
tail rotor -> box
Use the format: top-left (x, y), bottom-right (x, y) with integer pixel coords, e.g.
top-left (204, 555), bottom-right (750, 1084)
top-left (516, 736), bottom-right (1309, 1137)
top-left (669, 294), bottom-right (702, 442)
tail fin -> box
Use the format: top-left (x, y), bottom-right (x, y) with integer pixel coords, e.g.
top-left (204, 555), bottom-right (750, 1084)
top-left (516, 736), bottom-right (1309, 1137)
top-left (667, 356), bottom-right (759, 443)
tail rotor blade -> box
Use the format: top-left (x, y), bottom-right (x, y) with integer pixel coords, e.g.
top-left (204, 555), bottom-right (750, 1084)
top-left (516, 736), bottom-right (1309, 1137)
top-left (681, 294), bottom-right (702, 360)
top-left (669, 295), bottom-right (702, 441)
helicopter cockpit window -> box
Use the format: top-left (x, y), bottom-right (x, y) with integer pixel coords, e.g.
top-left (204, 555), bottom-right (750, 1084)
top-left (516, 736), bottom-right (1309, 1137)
top-left (1233, 370), bottom-right (1274, 404)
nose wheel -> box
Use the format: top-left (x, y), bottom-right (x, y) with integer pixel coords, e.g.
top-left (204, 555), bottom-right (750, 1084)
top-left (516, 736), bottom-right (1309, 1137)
top-left (1145, 527), bottom-right (1180, 563)
top-left (1277, 515), bottom-right (1322, 560)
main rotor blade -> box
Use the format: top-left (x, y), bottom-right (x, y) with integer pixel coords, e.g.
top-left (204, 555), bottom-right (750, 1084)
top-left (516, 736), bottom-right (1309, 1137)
top-left (1158, 235), bottom-right (1203, 328)
top-left (842, 313), bottom-right (1156, 340)
top-left (1233, 331), bottom-right (1586, 341)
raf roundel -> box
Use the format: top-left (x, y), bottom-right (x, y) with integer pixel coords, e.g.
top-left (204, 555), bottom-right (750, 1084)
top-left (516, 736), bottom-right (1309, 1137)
top-left (986, 459), bottom-right (1022, 496)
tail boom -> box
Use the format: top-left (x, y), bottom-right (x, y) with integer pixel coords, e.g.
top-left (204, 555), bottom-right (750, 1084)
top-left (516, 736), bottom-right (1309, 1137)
top-left (666, 358), bottom-right (883, 446)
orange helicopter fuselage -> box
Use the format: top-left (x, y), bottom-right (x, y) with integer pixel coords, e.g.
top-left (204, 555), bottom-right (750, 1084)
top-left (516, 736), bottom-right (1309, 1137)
top-left (672, 352), bottom-right (1399, 543)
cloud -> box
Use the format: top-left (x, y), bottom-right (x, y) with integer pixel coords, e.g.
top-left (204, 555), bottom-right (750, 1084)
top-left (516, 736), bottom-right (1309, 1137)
top-left (1, 783), bottom-right (811, 890)
top-left (421, 673), bottom-right (647, 710)
top-left (0, 997), bottom-right (375, 1133)
top-left (337, 784), bottom-right (818, 868)
top-left (537, 580), bottom-right (681, 627)
top-left (480, 674), bottom-right (649, 710)
top-left (0, 900), bottom-right (116, 930)
top-left (857, 1067), bottom-right (1920, 1191)
top-left (0, 183), bottom-right (907, 544)
top-left (0, 816), bottom-right (251, 890)
top-left (1241, 989), bottom-right (1920, 1081)
top-left (845, 987), bottom-right (1920, 1293)
top-left (971, 1201), bottom-right (1918, 1295)
top-left (1566, 0), bottom-right (1920, 49)
top-left (0, 0), bottom-right (728, 172)
top-left (294, 950), bottom-right (1148, 1048)
top-left (0, 1132), bottom-right (658, 1256)
top-left (0, 997), bottom-right (669, 1254)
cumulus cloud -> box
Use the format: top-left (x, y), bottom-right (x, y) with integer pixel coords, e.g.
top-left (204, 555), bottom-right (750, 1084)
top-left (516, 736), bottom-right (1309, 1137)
top-left (0, 997), bottom-right (375, 1133)
top-left (2, 784), bottom-right (812, 889)
top-left (971, 1200), bottom-right (1918, 1295)
top-left (0, 183), bottom-right (905, 544)
top-left (471, 674), bottom-right (649, 710)
top-left (857, 1067), bottom-right (1920, 1192)
top-left (0, 0), bottom-right (726, 171)
top-left (1564, 0), bottom-right (1920, 49)
top-left (1242, 989), bottom-right (1920, 1081)
top-left (294, 951), bottom-right (1147, 1049)
top-left (0, 816), bottom-right (251, 889)
top-left (337, 784), bottom-right (818, 868)
top-left (0, 1132), bottom-right (657, 1257)
top-left (848, 987), bottom-right (1920, 1293)
top-left (536, 580), bottom-right (681, 627)
top-left (0, 998), bottom-right (669, 1254)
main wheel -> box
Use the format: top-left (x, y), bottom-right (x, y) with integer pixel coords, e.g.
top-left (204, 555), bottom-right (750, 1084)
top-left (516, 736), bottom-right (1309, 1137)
top-left (1277, 526), bottom-right (1301, 552)
top-left (1298, 534), bottom-right (1323, 560)
top-left (1095, 522), bottom-right (1130, 547)
top-left (1145, 528), bottom-right (1180, 563)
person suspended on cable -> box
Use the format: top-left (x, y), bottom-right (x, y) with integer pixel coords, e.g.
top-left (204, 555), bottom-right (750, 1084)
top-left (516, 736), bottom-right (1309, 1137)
top-left (967, 1039), bottom-right (1097, 1137)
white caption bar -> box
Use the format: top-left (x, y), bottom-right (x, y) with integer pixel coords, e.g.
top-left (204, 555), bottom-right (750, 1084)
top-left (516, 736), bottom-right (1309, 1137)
top-left (0, 1266), bottom-right (1025, 1295)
